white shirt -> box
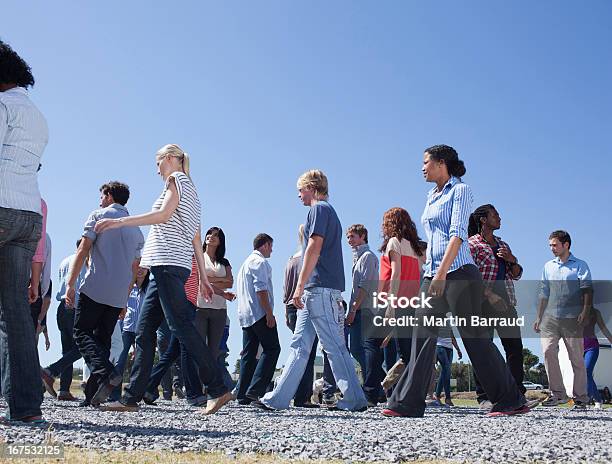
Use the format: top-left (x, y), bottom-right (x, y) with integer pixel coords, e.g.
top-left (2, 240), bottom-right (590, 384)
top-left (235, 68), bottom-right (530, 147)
top-left (0, 87), bottom-right (48, 213)
top-left (197, 253), bottom-right (229, 309)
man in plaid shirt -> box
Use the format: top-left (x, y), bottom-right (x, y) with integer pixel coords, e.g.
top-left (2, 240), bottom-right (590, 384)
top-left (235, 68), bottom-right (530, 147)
top-left (467, 204), bottom-right (526, 409)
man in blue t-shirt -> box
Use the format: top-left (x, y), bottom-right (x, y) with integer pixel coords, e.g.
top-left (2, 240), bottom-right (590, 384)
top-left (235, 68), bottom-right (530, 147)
top-left (256, 170), bottom-right (367, 412)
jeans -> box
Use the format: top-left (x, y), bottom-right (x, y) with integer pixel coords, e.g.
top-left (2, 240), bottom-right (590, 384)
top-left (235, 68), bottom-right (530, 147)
top-left (475, 303), bottom-right (526, 402)
top-left (286, 305), bottom-right (318, 404)
top-left (56, 300), bottom-right (77, 393)
top-left (236, 315), bottom-right (281, 400)
top-left (109, 330), bottom-right (136, 402)
top-left (262, 287), bottom-right (367, 411)
top-left (73, 293), bottom-right (122, 402)
top-left (122, 265), bottom-right (227, 405)
top-left (156, 320), bottom-right (182, 396)
top-left (435, 346), bottom-right (453, 399)
top-left (345, 309), bottom-right (366, 375)
top-left (387, 265), bottom-right (525, 416)
top-left (0, 207), bottom-right (43, 419)
top-left (584, 347), bottom-right (602, 403)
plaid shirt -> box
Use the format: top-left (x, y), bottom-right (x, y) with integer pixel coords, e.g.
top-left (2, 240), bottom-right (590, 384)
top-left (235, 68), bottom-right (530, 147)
top-left (468, 234), bottom-right (522, 307)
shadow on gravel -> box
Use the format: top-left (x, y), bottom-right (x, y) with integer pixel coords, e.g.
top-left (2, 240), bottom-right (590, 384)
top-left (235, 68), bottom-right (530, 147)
top-left (50, 420), bottom-right (239, 438)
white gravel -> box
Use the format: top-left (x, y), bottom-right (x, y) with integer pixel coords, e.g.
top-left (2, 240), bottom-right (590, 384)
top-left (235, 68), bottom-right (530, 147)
top-left (1, 398), bottom-right (610, 463)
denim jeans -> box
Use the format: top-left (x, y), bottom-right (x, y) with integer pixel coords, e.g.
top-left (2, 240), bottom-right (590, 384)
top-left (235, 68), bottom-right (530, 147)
top-left (109, 330), bottom-right (136, 402)
top-left (435, 346), bottom-right (453, 399)
top-left (0, 207), bottom-right (43, 419)
top-left (122, 265), bottom-right (227, 405)
top-left (345, 309), bottom-right (366, 375)
top-left (56, 300), bottom-right (77, 393)
top-left (156, 320), bottom-right (182, 396)
top-left (236, 315), bottom-right (281, 400)
top-left (286, 305), bottom-right (318, 404)
top-left (262, 287), bottom-right (367, 411)
top-left (584, 347), bottom-right (602, 403)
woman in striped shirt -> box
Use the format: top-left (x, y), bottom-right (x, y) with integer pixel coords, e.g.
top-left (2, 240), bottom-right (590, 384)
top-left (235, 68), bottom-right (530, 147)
top-left (94, 144), bottom-right (232, 415)
top-left (382, 144), bottom-right (529, 418)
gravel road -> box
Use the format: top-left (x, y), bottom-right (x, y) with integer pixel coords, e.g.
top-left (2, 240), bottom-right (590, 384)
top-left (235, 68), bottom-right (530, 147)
top-left (1, 398), bottom-right (610, 463)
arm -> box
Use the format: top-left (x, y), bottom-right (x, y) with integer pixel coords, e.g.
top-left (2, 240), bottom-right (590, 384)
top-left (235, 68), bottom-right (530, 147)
top-left (121, 259), bottom-right (140, 320)
top-left (94, 178), bottom-right (180, 232)
top-left (450, 331), bottom-right (462, 359)
top-left (65, 238), bottom-right (93, 308)
top-left (577, 262), bottom-right (594, 325)
top-left (208, 265), bottom-right (234, 289)
top-left (595, 309), bottom-right (612, 345)
top-left (257, 290), bottom-right (276, 328)
top-left (497, 242), bottom-right (522, 279)
top-left (193, 229), bottom-right (214, 303)
top-left (36, 294), bottom-right (52, 335)
top-left (292, 236), bottom-right (324, 309)
top-left (534, 298), bottom-right (548, 333)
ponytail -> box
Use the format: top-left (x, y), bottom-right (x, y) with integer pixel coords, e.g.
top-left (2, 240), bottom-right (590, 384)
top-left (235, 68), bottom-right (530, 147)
top-left (182, 152), bottom-right (190, 178)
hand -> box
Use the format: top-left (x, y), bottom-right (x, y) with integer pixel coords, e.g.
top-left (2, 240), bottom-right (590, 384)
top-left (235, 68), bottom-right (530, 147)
top-left (457, 350), bottom-right (463, 360)
top-left (94, 218), bottom-right (122, 233)
top-left (428, 274), bottom-right (447, 298)
top-left (118, 307), bottom-right (127, 320)
top-left (265, 313), bottom-right (276, 328)
top-left (380, 334), bottom-right (393, 349)
top-left (28, 283), bottom-right (39, 304)
top-left (36, 322), bottom-right (44, 335)
top-left (496, 245), bottom-right (516, 263)
top-left (292, 285), bottom-right (305, 309)
top-left (577, 309), bottom-right (589, 326)
top-left (45, 337), bottom-right (51, 351)
top-left (533, 319), bottom-right (541, 333)
top-left (198, 279), bottom-right (214, 303)
top-left (223, 291), bottom-right (236, 302)
top-left (345, 309), bottom-right (357, 326)
top-left (487, 292), bottom-right (508, 312)
top-left (65, 284), bottom-right (76, 308)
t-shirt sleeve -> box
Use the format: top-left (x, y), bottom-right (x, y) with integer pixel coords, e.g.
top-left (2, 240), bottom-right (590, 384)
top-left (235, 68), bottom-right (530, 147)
top-left (167, 172), bottom-right (184, 200)
top-left (578, 261), bottom-right (593, 290)
top-left (386, 237), bottom-right (401, 256)
top-left (309, 203), bottom-right (330, 239)
top-left (134, 229), bottom-right (145, 259)
top-left (82, 211), bottom-right (98, 242)
top-left (252, 259), bottom-right (270, 292)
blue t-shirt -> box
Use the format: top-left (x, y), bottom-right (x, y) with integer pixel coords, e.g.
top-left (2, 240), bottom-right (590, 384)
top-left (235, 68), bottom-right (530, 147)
top-left (303, 201), bottom-right (345, 291)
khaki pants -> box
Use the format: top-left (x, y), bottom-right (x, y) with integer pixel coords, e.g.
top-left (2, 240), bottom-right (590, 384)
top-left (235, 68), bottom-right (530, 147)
top-left (540, 316), bottom-right (588, 403)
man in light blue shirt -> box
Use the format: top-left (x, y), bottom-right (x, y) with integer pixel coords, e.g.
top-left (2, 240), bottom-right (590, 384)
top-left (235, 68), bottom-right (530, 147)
top-left (535, 230), bottom-right (591, 408)
top-left (0, 40), bottom-right (48, 423)
top-left (235, 233), bottom-right (280, 404)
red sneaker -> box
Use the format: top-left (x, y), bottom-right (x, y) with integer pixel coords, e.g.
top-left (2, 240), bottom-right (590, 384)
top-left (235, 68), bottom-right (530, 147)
top-left (487, 405), bottom-right (530, 417)
top-left (382, 408), bottom-right (405, 417)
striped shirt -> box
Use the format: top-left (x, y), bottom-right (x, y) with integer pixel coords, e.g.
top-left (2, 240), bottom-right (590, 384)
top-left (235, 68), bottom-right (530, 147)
top-left (141, 172), bottom-right (201, 270)
top-left (421, 176), bottom-right (475, 277)
top-left (0, 87), bottom-right (49, 213)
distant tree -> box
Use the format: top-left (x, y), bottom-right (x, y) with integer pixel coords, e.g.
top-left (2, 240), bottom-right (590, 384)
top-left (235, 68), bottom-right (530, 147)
top-left (234, 359), bottom-right (241, 375)
top-left (523, 348), bottom-right (539, 374)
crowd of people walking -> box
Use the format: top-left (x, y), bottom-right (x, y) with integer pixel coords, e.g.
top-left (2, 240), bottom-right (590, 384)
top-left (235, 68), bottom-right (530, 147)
top-left (1, 39), bottom-right (611, 425)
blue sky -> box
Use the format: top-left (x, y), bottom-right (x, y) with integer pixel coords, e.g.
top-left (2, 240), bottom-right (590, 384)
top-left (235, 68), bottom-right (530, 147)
top-left (3, 1), bottom-right (611, 369)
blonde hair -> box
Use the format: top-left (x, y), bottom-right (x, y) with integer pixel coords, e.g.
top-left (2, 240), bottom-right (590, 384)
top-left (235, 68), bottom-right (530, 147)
top-left (156, 144), bottom-right (191, 177)
top-left (296, 169), bottom-right (328, 199)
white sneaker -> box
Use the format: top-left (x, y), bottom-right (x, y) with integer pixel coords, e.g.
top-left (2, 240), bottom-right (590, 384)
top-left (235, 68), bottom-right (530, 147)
top-left (594, 402), bottom-right (603, 410)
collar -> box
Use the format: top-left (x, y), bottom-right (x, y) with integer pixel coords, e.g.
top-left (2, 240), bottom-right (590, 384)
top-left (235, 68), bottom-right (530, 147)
top-left (2, 86), bottom-right (28, 96)
top-left (472, 233), bottom-right (503, 247)
top-left (428, 176), bottom-right (459, 198)
top-left (553, 253), bottom-right (576, 265)
top-left (253, 250), bottom-right (266, 260)
top-left (352, 244), bottom-right (370, 263)
top-left (109, 203), bottom-right (128, 213)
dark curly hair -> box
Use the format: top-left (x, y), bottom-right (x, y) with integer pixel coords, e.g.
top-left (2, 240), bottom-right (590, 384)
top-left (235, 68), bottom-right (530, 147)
top-left (0, 40), bottom-right (35, 88)
top-left (99, 181), bottom-right (130, 206)
top-left (204, 227), bottom-right (231, 267)
top-left (468, 204), bottom-right (495, 237)
top-left (380, 207), bottom-right (424, 257)
top-left (425, 144), bottom-right (466, 178)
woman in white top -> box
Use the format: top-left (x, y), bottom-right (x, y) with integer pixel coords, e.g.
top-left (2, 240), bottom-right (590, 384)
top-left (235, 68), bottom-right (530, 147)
top-left (94, 144), bottom-right (232, 415)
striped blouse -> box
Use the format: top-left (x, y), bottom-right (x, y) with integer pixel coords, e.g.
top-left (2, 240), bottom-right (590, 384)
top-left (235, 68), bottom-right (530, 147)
top-left (0, 87), bottom-right (48, 213)
top-left (140, 171), bottom-right (201, 270)
top-left (421, 176), bottom-right (475, 277)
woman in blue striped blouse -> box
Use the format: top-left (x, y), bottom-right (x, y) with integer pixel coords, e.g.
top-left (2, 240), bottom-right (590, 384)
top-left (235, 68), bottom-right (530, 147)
top-left (382, 145), bottom-right (529, 418)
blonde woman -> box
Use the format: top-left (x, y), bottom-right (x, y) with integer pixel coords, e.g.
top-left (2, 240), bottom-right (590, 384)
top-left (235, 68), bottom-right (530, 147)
top-left (95, 144), bottom-right (232, 415)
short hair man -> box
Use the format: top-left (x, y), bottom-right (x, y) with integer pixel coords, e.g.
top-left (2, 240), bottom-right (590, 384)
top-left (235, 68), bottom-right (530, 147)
top-left (534, 230), bottom-right (591, 409)
top-left (257, 170), bottom-right (368, 411)
top-left (235, 233), bottom-right (281, 404)
top-left (0, 40), bottom-right (49, 423)
top-left (42, 182), bottom-right (144, 407)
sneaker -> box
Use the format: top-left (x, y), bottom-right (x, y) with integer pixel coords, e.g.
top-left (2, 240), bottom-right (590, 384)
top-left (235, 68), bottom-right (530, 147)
top-left (0, 413), bottom-right (46, 425)
top-left (143, 392), bottom-right (158, 406)
top-left (173, 386), bottom-right (185, 399)
top-left (525, 398), bottom-right (543, 409)
top-left (250, 399), bottom-right (274, 411)
top-left (594, 402), bottom-right (603, 410)
top-left (237, 398), bottom-right (253, 406)
top-left (381, 408), bottom-right (422, 417)
top-left (99, 401), bottom-right (139, 412)
top-left (91, 373), bottom-right (123, 406)
top-left (322, 396), bottom-right (336, 407)
top-left (203, 392), bottom-right (233, 415)
top-left (187, 397), bottom-right (208, 407)
top-left (57, 392), bottom-right (80, 402)
top-left (570, 401), bottom-right (587, 411)
top-left (541, 397), bottom-right (570, 407)
top-left (78, 400), bottom-right (91, 408)
top-left (479, 400), bottom-right (493, 412)
top-left (487, 405), bottom-right (530, 417)
top-left (294, 402), bottom-right (320, 409)
top-left (40, 368), bottom-right (57, 398)
top-left (427, 399), bottom-right (447, 408)
top-left (445, 400), bottom-right (455, 407)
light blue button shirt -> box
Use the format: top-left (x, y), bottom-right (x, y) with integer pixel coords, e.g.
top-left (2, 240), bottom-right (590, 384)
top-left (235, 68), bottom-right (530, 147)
top-left (236, 250), bottom-right (273, 328)
top-left (540, 253), bottom-right (592, 318)
top-left (421, 176), bottom-right (475, 277)
top-left (0, 87), bottom-right (48, 213)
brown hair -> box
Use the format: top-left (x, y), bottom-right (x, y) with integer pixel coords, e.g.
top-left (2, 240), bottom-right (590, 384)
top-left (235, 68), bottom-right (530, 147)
top-left (347, 224), bottom-right (368, 243)
top-left (379, 207), bottom-right (424, 257)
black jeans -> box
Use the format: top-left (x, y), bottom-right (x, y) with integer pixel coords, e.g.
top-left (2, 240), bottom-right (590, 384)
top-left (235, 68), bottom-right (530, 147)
top-left (123, 265), bottom-right (227, 405)
top-left (56, 300), bottom-right (77, 393)
top-left (73, 293), bottom-right (122, 402)
top-left (237, 315), bottom-right (281, 400)
top-left (475, 302), bottom-right (526, 402)
top-left (286, 305), bottom-right (318, 404)
top-left (387, 265), bottom-right (525, 416)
